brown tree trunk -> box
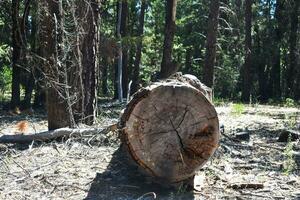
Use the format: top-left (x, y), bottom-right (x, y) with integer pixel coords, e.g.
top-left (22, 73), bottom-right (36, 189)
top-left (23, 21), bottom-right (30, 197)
top-left (184, 48), bottom-right (192, 74)
top-left (254, 26), bottom-right (268, 102)
top-left (203, 0), bottom-right (220, 88)
top-left (120, 74), bottom-right (219, 186)
top-left (80, 0), bottom-right (100, 124)
top-left (159, 0), bottom-right (177, 79)
top-left (22, 0), bottom-right (34, 109)
top-left (121, 0), bottom-right (129, 98)
top-left (101, 57), bottom-right (109, 96)
top-left (287, 0), bottom-right (299, 97)
top-left (41, 0), bottom-right (69, 130)
top-left (271, 0), bottom-right (284, 99)
top-left (10, 0), bottom-right (21, 109)
top-left (241, 0), bottom-right (252, 102)
top-left (131, 0), bottom-right (147, 94)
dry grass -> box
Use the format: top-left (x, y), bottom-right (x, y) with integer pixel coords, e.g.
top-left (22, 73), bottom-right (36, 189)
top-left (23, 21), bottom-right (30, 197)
top-left (0, 103), bottom-right (299, 199)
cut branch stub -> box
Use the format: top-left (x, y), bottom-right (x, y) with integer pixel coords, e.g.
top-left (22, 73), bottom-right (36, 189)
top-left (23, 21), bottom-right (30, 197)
top-left (120, 78), bottom-right (219, 184)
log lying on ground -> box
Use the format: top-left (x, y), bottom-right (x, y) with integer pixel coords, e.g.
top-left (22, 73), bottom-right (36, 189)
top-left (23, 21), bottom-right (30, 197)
top-left (120, 73), bottom-right (220, 185)
top-left (0, 125), bottom-right (116, 144)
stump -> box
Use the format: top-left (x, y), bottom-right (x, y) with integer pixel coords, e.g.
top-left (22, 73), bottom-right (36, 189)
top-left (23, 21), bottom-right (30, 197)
top-left (120, 74), bottom-right (220, 185)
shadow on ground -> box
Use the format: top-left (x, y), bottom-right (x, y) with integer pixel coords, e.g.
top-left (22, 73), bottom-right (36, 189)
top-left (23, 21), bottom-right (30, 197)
top-left (85, 146), bottom-right (196, 200)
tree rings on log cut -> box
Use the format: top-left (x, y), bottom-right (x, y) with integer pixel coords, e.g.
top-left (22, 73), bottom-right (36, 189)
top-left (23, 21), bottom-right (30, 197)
top-left (120, 79), bottom-right (220, 185)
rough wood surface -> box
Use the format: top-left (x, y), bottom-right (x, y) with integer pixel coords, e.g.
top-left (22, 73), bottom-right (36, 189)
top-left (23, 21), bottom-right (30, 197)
top-left (120, 75), bottom-right (219, 184)
top-left (0, 125), bottom-right (116, 144)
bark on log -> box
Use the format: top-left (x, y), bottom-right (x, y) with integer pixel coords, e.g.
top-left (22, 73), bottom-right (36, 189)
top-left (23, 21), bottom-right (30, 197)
top-left (0, 125), bottom-right (116, 144)
top-left (120, 74), bottom-right (219, 185)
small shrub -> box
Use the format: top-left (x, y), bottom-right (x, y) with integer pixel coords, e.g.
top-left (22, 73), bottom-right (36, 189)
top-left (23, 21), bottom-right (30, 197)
top-left (283, 138), bottom-right (296, 175)
top-left (230, 103), bottom-right (245, 116)
top-left (284, 98), bottom-right (295, 107)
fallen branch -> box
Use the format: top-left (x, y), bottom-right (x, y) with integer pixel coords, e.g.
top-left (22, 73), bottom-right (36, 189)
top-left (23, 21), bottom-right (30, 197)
top-left (229, 183), bottom-right (264, 190)
top-left (0, 124), bottom-right (117, 144)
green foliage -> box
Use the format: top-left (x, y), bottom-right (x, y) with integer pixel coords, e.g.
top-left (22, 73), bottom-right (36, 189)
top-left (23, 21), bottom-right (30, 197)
top-left (283, 138), bottom-right (296, 175)
top-left (230, 103), bottom-right (245, 116)
top-left (284, 98), bottom-right (295, 107)
top-left (0, 64), bottom-right (12, 94)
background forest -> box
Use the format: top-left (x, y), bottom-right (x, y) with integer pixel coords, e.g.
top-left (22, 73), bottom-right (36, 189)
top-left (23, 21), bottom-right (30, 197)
top-left (1, 1), bottom-right (300, 199)
top-left (0, 0), bottom-right (299, 125)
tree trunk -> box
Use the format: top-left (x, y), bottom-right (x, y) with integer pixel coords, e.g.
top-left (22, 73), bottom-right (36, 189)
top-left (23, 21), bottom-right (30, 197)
top-left (131, 0), bottom-right (147, 94)
top-left (254, 26), bottom-right (268, 102)
top-left (115, 1), bottom-right (123, 102)
top-left (101, 57), bottom-right (109, 96)
top-left (22, 0), bottom-right (34, 109)
top-left (41, 0), bottom-right (69, 130)
top-left (184, 48), bottom-right (192, 74)
top-left (121, 1), bottom-right (129, 98)
top-left (287, 0), bottom-right (299, 97)
top-left (203, 0), bottom-right (220, 88)
top-left (271, 0), bottom-right (284, 99)
top-left (80, 0), bottom-right (100, 124)
top-left (10, 0), bottom-right (21, 109)
top-left (120, 74), bottom-right (219, 185)
top-left (159, 0), bottom-right (177, 79)
top-left (241, 0), bottom-right (252, 102)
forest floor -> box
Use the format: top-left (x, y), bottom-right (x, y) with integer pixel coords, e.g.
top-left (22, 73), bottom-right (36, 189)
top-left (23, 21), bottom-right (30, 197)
top-left (0, 101), bottom-right (300, 200)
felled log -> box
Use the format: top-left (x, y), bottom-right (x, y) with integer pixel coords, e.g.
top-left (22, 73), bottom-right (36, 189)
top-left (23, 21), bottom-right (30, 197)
top-left (0, 125), bottom-right (116, 144)
top-left (120, 74), bottom-right (220, 185)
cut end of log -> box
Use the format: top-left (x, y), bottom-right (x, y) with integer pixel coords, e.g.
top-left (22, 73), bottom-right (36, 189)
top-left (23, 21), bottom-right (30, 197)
top-left (120, 75), bottom-right (220, 185)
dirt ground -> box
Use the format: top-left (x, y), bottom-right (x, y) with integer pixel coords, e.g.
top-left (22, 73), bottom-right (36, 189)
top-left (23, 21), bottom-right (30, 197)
top-left (0, 102), bottom-right (299, 200)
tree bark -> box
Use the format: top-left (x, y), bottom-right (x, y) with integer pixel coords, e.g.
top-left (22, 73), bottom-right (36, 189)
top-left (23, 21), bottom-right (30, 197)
top-left (10, 0), bottom-right (21, 109)
top-left (241, 0), bottom-right (252, 102)
top-left (121, 0), bottom-right (129, 98)
top-left (41, 0), bottom-right (69, 130)
top-left (159, 0), bottom-right (177, 79)
top-left (80, 0), bottom-right (100, 124)
top-left (271, 0), bottom-right (284, 99)
top-left (287, 0), bottom-right (299, 97)
top-left (203, 0), bottom-right (220, 88)
top-left (254, 25), bottom-right (268, 102)
top-left (116, 1), bottom-right (123, 102)
top-left (0, 125), bottom-right (116, 144)
top-left (131, 0), bottom-right (147, 94)
top-left (22, 0), bottom-right (34, 109)
top-left (120, 74), bottom-right (219, 185)
top-left (101, 57), bottom-right (109, 96)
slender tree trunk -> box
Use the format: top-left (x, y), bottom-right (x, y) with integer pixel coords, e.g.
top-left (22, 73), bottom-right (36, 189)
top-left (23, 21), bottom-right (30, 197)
top-left (121, 1), bottom-right (129, 98)
top-left (131, 0), bottom-right (147, 94)
top-left (255, 26), bottom-right (267, 102)
top-left (203, 0), bottom-right (220, 88)
top-left (101, 57), bottom-right (109, 96)
top-left (271, 0), bottom-right (284, 99)
top-left (241, 0), bottom-right (252, 102)
top-left (22, 0), bottom-right (34, 109)
top-left (287, 0), bottom-right (299, 97)
top-left (10, 0), bottom-right (21, 109)
top-left (184, 48), bottom-right (192, 74)
top-left (159, 0), bottom-right (177, 79)
top-left (116, 1), bottom-right (123, 101)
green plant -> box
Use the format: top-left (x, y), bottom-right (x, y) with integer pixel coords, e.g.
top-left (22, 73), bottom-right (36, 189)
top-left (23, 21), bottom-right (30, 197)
top-left (0, 64), bottom-right (12, 94)
top-left (285, 114), bottom-right (297, 129)
top-left (230, 103), bottom-right (245, 116)
top-left (283, 137), bottom-right (296, 175)
top-left (284, 98), bottom-right (295, 107)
